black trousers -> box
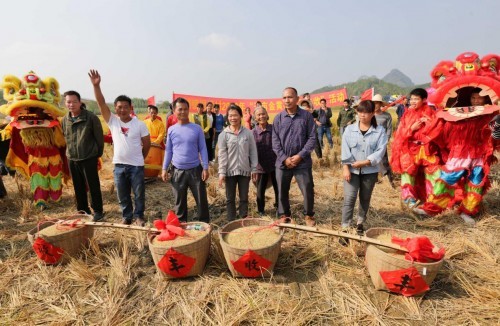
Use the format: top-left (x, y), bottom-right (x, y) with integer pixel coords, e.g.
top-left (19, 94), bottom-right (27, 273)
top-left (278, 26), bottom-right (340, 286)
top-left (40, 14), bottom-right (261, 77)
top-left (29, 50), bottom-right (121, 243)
top-left (69, 157), bottom-right (103, 214)
top-left (256, 171), bottom-right (279, 213)
top-left (170, 165), bottom-right (210, 223)
top-left (275, 167), bottom-right (315, 217)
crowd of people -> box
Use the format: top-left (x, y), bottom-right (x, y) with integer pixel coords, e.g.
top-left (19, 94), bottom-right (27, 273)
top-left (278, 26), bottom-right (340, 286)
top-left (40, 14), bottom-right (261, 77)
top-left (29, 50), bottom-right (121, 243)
top-left (2, 70), bottom-right (499, 234)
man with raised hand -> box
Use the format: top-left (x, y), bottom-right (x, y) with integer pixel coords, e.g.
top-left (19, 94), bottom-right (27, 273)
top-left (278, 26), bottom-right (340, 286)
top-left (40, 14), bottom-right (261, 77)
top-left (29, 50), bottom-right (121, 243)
top-left (88, 70), bottom-right (151, 226)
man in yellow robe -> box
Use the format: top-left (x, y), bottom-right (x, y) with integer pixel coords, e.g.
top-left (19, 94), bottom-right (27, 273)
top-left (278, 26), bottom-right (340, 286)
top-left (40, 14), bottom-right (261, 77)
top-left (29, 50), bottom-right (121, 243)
top-left (143, 105), bottom-right (166, 177)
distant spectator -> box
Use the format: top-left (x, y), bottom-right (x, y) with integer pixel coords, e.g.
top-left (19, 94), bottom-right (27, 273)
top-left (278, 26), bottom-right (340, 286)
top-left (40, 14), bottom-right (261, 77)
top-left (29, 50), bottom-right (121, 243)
top-left (243, 107), bottom-right (254, 130)
top-left (301, 100), bottom-right (322, 158)
top-left (395, 97), bottom-right (408, 128)
top-left (205, 102), bottom-right (215, 162)
top-left (337, 99), bottom-right (356, 138)
top-left (213, 104), bottom-right (225, 160)
top-left (372, 94), bottom-right (395, 187)
top-left (314, 99), bottom-right (333, 149)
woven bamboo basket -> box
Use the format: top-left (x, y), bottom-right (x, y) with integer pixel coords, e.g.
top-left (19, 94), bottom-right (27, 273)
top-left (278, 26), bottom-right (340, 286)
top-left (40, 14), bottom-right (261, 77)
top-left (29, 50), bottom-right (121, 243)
top-left (219, 218), bottom-right (283, 278)
top-left (365, 227), bottom-right (444, 293)
top-left (148, 222), bottom-right (212, 279)
top-left (27, 220), bottom-right (94, 265)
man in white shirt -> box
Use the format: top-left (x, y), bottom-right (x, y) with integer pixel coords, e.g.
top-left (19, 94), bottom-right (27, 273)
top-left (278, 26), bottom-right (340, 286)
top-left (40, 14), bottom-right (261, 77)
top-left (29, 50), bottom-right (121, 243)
top-left (89, 70), bottom-right (151, 226)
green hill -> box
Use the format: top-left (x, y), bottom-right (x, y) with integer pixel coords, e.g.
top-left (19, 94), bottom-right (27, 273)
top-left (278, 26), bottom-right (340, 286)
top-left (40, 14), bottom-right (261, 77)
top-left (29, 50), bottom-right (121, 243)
top-left (312, 78), bottom-right (430, 100)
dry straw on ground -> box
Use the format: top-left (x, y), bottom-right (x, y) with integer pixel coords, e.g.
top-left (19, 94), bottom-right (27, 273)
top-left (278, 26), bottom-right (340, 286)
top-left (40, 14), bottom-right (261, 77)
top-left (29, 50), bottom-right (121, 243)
top-left (0, 143), bottom-right (499, 325)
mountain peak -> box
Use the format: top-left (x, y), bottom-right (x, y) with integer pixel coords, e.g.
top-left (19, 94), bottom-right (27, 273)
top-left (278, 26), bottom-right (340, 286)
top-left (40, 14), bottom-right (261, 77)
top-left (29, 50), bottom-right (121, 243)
top-left (382, 69), bottom-right (414, 88)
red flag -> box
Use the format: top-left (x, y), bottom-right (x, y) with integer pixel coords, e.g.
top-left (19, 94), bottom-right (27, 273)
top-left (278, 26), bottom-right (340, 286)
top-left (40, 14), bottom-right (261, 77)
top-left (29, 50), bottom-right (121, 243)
top-left (32, 237), bottom-right (64, 264)
top-left (157, 248), bottom-right (196, 278)
top-left (231, 250), bottom-right (272, 277)
top-left (147, 96), bottom-right (155, 106)
top-left (360, 88), bottom-right (374, 101)
top-left (379, 267), bottom-right (430, 296)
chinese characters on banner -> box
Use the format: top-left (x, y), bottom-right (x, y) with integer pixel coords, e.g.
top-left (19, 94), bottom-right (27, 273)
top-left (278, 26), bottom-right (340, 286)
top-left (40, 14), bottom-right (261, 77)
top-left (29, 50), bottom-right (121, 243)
top-left (172, 88), bottom-right (348, 115)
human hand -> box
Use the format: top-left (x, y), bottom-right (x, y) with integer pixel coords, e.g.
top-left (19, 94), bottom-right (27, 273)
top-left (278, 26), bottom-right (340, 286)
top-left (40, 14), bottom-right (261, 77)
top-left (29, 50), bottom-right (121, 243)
top-left (251, 173), bottom-right (259, 183)
top-left (218, 175), bottom-right (225, 187)
top-left (351, 160), bottom-right (369, 169)
top-left (161, 170), bottom-right (170, 182)
top-left (289, 155), bottom-right (302, 165)
top-left (343, 166), bottom-right (351, 182)
top-left (202, 169), bottom-right (209, 182)
top-left (410, 118), bottom-right (425, 131)
top-left (88, 69), bottom-right (101, 86)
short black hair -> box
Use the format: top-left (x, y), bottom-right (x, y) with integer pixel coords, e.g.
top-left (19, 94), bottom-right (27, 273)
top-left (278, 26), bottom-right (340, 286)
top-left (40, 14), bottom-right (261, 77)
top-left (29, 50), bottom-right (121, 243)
top-left (63, 90), bottom-right (81, 101)
top-left (256, 101), bottom-right (262, 106)
top-left (302, 92), bottom-right (310, 97)
top-left (356, 100), bottom-right (378, 128)
top-left (173, 97), bottom-right (190, 109)
top-left (197, 103), bottom-right (204, 109)
top-left (344, 99), bottom-right (350, 104)
top-left (214, 104), bottom-right (220, 109)
top-left (320, 98), bottom-right (326, 104)
top-left (300, 100), bottom-right (310, 107)
top-left (227, 104), bottom-right (243, 117)
top-left (410, 88), bottom-right (428, 100)
top-left (147, 105), bottom-right (158, 112)
top-left (284, 87), bottom-right (298, 96)
top-left (207, 101), bottom-right (213, 106)
top-left (114, 95), bottom-right (132, 106)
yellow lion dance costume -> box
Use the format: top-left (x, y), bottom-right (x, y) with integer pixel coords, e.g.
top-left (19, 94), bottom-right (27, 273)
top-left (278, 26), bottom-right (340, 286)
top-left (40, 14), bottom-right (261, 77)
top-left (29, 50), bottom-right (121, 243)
top-left (0, 71), bottom-right (69, 209)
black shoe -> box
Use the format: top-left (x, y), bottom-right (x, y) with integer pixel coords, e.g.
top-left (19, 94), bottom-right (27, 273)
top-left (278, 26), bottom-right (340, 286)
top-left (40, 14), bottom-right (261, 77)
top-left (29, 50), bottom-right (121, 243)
top-left (92, 212), bottom-right (105, 222)
top-left (122, 218), bottom-right (132, 225)
top-left (356, 224), bottom-right (364, 236)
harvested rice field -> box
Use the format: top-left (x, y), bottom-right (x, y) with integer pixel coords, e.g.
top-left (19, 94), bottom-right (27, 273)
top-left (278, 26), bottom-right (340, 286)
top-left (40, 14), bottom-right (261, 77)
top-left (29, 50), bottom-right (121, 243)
top-left (0, 142), bottom-right (499, 325)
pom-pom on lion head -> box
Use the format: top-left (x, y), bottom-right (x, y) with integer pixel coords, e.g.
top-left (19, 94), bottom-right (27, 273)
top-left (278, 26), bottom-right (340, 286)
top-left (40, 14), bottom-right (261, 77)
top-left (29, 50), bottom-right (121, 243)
top-left (0, 71), bottom-right (66, 129)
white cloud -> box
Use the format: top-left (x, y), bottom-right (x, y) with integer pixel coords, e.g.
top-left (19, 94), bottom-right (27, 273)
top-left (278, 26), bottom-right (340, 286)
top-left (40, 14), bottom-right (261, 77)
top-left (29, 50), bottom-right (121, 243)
top-left (198, 33), bottom-right (242, 50)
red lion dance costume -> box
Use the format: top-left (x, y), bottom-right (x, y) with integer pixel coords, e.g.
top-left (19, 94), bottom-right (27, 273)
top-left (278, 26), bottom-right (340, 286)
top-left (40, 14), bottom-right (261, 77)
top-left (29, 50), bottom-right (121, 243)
top-left (392, 52), bottom-right (500, 222)
top-left (0, 71), bottom-right (69, 209)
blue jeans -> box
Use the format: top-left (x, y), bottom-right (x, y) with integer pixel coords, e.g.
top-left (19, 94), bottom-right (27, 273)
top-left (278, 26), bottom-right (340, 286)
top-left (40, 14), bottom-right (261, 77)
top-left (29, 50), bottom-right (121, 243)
top-left (113, 164), bottom-right (145, 221)
top-left (318, 125), bottom-right (333, 148)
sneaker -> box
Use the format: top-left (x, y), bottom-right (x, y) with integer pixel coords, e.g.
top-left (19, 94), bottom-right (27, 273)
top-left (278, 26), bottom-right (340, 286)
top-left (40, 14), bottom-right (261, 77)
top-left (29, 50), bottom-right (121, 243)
top-left (280, 216), bottom-right (295, 224)
top-left (92, 212), bottom-right (105, 222)
top-left (356, 223), bottom-right (364, 236)
top-left (122, 218), bottom-right (132, 225)
top-left (460, 213), bottom-right (476, 226)
top-left (136, 217), bottom-right (146, 227)
top-left (412, 206), bottom-right (428, 216)
top-left (305, 215), bottom-right (316, 227)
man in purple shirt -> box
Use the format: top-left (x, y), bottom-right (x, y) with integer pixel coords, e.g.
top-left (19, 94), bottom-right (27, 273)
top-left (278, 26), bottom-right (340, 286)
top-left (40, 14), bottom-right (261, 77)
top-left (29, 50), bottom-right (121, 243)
top-left (161, 97), bottom-right (210, 223)
top-left (272, 87), bottom-right (317, 226)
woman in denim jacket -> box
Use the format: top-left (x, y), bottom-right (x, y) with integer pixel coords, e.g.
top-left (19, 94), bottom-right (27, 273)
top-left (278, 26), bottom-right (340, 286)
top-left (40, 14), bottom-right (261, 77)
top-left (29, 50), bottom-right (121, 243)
top-left (340, 100), bottom-right (387, 242)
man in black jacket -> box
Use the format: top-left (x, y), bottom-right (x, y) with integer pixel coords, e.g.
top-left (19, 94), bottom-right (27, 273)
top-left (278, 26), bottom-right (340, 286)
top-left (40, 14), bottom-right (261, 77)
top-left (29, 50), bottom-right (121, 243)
top-left (61, 90), bottom-right (105, 221)
top-left (314, 98), bottom-right (334, 149)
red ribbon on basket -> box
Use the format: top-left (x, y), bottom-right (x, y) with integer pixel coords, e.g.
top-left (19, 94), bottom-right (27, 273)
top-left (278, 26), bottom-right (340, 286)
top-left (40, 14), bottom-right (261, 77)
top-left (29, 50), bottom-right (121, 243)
top-left (32, 237), bottom-right (64, 264)
top-left (231, 250), bottom-right (272, 278)
top-left (391, 236), bottom-right (445, 263)
top-left (153, 210), bottom-right (185, 241)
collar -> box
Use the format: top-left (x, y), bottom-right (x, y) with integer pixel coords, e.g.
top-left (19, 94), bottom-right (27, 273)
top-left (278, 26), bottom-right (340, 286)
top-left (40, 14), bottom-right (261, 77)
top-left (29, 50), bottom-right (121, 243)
top-left (284, 106), bottom-right (301, 117)
top-left (255, 124), bottom-right (270, 134)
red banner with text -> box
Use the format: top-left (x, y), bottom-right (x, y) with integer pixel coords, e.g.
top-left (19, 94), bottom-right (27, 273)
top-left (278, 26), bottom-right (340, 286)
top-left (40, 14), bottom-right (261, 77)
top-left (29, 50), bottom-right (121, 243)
top-left (172, 88), bottom-right (347, 114)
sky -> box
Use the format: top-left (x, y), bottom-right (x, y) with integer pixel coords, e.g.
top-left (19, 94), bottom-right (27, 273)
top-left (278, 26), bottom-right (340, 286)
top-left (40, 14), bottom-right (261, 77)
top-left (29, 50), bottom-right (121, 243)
top-left (0, 0), bottom-right (499, 102)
